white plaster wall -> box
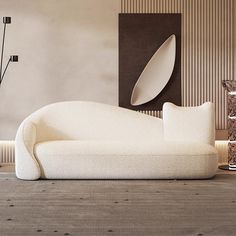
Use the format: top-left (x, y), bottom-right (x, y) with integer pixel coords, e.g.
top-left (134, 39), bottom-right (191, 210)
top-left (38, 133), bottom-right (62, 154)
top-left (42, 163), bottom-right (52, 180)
top-left (0, 0), bottom-right (119, 139)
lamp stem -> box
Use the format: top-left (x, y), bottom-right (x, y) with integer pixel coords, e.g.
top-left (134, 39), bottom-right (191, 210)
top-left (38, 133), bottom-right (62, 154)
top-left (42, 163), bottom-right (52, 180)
top-left (0, 57), bottom-right (10, 83)
top-left (0, 23), bottom-right (6, 80)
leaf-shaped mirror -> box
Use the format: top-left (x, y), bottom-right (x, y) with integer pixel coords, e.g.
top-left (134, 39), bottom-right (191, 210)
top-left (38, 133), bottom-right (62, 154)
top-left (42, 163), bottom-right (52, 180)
top-left (130, 34), bottom-right (176, 106)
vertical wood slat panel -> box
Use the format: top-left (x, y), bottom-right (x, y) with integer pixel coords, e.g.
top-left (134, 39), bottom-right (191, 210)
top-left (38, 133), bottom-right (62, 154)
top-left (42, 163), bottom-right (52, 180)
top-left (215, 141), bottom-right (228, 164)
top-left (120, 0), bottom-right (234, 130)
top-left (0, 141), bottom-right (15, 163)
top-left (138, 110), bottom-right (163, 118)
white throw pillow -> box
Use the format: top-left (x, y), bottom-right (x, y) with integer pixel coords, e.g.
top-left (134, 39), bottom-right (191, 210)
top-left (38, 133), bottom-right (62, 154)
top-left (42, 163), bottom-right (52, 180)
top-left (163, 102), bottom-right (215, 145)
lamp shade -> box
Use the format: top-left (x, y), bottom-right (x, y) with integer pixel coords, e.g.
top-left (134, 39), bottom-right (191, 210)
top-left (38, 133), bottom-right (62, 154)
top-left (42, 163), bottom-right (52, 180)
top-left (10, 55), bottom-right (18, 62)
top-left (3, 17), bottom-right (11, 24)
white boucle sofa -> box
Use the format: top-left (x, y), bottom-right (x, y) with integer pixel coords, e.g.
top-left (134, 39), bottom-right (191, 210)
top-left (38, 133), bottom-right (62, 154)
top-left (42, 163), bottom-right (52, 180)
top-left (15, 101), bottom-right (218, 180)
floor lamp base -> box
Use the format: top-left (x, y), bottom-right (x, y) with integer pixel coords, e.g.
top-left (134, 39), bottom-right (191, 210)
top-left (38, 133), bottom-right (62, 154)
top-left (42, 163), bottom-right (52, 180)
top-left (219, 165), bottom-right (236, 171)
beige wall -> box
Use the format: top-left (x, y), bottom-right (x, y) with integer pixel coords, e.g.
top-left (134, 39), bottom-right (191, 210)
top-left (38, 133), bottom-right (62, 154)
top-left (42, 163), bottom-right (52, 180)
top-left (0, 0), bottom-right (119, 139)
top-left (0, 0), bottom-right (235, 139)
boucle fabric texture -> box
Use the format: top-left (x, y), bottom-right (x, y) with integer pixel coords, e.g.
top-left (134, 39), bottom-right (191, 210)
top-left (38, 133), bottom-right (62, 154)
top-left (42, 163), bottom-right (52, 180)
top-left (15, 101), bottom-right (218, 180)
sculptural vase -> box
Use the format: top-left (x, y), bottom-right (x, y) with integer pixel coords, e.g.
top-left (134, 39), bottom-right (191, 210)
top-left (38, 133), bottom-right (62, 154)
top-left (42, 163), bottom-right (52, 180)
top-left (219, 80), bottom-right (236, 170)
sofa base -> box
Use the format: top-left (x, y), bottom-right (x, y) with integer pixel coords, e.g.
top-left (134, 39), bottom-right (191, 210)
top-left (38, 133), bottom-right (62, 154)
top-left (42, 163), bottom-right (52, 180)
top-left (36, 155), bottom-right (218, 180)
top-left (32, 141), bottom-right (218, 180)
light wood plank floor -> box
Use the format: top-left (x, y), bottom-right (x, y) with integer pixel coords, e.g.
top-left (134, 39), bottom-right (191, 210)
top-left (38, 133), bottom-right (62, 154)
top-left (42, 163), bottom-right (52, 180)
top-left (0, 165), bottom-right (236, 236)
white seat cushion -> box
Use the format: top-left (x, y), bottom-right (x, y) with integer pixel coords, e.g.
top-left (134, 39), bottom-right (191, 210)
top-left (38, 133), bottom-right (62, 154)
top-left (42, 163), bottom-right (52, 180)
top-left (34, 140), bottom-right (218, 179)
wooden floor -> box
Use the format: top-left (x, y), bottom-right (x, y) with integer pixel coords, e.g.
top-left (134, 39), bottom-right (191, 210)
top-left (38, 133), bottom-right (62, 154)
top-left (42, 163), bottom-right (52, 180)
top-left (0, 166), bottom-right (236, 236)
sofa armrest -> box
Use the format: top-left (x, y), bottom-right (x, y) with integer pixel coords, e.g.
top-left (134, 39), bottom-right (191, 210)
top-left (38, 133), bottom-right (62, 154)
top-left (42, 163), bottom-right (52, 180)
top-left (163, 102), bottom-right (215, 146)
top-left (15, 121), bottom-right (41, 180)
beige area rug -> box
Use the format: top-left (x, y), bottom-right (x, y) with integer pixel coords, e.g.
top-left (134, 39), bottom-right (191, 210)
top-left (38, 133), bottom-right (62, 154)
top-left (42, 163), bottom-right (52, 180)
top-left (0, 170), bottom-right (236, 236)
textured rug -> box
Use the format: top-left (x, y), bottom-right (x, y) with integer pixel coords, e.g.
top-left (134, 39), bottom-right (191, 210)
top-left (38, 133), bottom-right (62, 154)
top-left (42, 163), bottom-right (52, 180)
top-left (0, 171), bottom-right (236, 236)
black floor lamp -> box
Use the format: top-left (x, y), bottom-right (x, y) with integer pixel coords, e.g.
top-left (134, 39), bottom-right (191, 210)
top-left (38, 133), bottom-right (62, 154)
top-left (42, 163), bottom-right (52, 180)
top-left (0, 17), bottom-right (18, 85)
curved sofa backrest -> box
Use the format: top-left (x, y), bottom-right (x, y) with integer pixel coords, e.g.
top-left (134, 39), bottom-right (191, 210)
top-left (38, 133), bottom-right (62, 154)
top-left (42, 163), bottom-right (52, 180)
top-left (24, 101), bottom-right (163, 142)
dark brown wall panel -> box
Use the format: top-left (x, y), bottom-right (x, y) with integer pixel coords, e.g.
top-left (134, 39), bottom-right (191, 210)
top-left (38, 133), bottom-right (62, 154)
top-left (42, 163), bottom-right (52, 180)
top-left (119, 13), bottom-right (181, 111)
